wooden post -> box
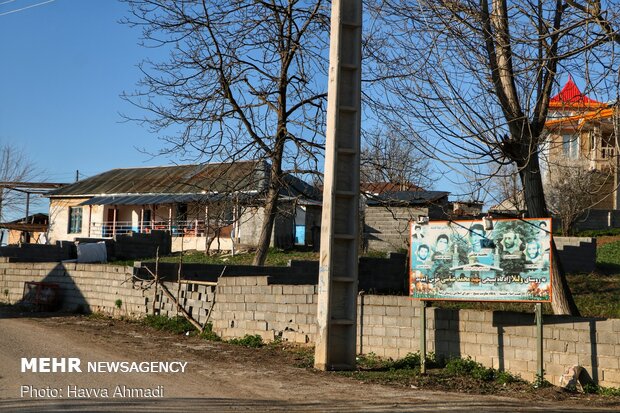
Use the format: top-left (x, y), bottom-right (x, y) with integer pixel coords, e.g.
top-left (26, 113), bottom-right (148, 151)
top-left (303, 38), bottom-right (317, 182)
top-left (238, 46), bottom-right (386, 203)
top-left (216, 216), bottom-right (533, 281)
top-left (315, 0), bottom-right (363, 371)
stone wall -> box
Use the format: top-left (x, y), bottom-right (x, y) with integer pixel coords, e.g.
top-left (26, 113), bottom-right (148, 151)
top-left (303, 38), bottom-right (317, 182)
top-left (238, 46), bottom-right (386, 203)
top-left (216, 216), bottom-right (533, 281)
top-left (1, 260), bottom-right (618, 388)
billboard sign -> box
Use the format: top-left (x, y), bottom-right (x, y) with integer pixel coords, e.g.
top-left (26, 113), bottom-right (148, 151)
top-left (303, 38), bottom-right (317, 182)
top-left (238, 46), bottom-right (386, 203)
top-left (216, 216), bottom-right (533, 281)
top-left (409, 218), bottom-right (552, 302)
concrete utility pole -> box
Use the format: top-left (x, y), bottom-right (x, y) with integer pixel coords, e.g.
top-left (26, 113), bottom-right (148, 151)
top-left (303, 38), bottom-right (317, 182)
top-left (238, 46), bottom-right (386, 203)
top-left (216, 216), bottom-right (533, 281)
top-left (314, 0), bottom-right (362, 370)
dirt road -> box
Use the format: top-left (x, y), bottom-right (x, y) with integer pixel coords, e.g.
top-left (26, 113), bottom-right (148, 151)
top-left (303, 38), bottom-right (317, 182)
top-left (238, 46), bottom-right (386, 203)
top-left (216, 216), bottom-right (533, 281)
top-left (0, 309), bottom-right (616, 412)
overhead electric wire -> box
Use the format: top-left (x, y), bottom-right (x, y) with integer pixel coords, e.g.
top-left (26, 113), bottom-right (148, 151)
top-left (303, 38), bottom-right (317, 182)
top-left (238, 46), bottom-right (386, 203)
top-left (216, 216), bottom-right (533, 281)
top-left (0, 0), bottom-right (55, 17)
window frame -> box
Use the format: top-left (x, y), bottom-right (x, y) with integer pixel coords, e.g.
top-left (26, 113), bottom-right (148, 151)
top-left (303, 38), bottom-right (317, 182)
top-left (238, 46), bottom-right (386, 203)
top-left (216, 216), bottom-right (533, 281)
top-left (68, 206), bottom-right (83, 234)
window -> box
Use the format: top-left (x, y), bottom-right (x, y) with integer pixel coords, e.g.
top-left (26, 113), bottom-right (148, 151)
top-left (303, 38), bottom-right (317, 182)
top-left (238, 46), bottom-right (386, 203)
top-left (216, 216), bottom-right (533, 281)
top-left (562, 134), bottom-right (579, 159)
top-left (68, 207), bottom-right (83, 234)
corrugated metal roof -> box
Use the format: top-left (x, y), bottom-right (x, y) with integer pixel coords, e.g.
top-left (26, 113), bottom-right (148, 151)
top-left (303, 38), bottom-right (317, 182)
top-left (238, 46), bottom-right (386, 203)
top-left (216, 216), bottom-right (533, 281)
top-left (79, 193), bottom-right (252, 206)
top-left (366, 191), bottom-right (449, 206)
top-left (49, 161), bottom-right (269, 197)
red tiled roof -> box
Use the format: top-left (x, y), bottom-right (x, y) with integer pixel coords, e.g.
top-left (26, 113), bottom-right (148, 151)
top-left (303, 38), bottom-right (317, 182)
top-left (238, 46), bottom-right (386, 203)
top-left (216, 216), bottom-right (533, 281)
top-left (549, 76), bottom-right (605, 108)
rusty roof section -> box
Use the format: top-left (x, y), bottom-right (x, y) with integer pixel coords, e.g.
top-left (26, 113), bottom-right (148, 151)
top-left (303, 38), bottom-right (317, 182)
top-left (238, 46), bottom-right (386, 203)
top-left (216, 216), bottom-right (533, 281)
top-left (48, 161), bottom-right (269, 197)
top-left (361, 182), bottom-right (424, 194)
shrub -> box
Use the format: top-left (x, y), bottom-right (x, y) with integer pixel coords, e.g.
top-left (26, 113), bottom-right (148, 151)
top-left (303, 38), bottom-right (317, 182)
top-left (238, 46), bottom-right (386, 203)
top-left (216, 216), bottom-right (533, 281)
top-left (200, 323), bottom-right (221, 341)
top-left (143, 314), bottom-right (195, 334)
top-left (228, 334), bottom-right (264, 348)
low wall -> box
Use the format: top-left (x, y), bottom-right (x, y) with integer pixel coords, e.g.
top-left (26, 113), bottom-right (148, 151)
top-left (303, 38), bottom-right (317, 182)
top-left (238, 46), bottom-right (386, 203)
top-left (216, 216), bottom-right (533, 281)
top-left (136, 252), bottom-right (407, 294)
top-left (0, 260), bottom-right (618, 388)
top-left (0, 243), bottom-right (74, 262)
top-left (554, 237), bottom-right (596, 273)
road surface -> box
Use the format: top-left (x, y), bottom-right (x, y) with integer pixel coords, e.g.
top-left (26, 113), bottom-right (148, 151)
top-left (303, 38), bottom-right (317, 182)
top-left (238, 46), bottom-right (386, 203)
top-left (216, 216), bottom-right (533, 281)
top-left (0, 309), bottom-right (617, 412)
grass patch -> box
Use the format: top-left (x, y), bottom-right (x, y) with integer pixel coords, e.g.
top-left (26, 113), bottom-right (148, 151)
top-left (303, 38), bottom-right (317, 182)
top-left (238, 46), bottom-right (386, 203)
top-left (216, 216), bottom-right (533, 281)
top-left (110, 247), bottom-right (394, 267)
top-left (142, 314), bottom-right (196, 335)
top-left (596, 240), bottom-right (620, 273)
top-left (228, 334), bottom-right (264, 348)
top-left (155, 248), bottom-right (318, 267)
top-left (576, 228), bottom-right (620, 237)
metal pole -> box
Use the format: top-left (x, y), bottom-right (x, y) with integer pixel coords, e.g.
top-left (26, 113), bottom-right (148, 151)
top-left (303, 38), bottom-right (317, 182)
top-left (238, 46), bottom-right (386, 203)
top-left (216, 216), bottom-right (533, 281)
top-left (536, 303), bottom-right (543, 380)
top-left (420, 301), bottom-right (427, 374)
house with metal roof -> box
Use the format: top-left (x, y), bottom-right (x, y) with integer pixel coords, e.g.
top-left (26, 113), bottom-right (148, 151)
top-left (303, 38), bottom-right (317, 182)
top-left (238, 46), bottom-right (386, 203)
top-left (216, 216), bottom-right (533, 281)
top-left (46, 160), bottom-right (321, 252)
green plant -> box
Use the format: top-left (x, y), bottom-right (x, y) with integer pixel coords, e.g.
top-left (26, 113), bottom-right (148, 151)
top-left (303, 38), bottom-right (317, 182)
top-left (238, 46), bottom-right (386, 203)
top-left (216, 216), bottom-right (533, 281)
top-left (583, 383), bottom-right (620, 396)
top-left (228, 334), bottom-right (264, 348)
top-left (444, 357), bottom-right (519, 384)
top-left (114, 299), bottom-right (123, 309)
top-left (200, 323), bottom-right (221, 341)
top-left (390, 352), bottom-right (422, 370)
top-left (533, 372), bottom-right (552, 389)
top-left (356, 352), bottom-right (386, 370)
top-left (143, 314), bottom-right (195, 334)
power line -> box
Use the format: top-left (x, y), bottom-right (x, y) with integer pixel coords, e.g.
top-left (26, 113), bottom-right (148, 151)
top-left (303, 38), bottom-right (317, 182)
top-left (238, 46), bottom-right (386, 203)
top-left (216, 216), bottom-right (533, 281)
top-left (0, 0), bottom-right (55, 17)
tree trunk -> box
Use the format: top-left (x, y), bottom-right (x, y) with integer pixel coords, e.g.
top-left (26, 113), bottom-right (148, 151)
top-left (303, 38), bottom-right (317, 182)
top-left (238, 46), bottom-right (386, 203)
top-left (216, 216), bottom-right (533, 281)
top-left (252, 158), bottom-right (283, 266)
top-left (518, 152), bottom-right (581, 316)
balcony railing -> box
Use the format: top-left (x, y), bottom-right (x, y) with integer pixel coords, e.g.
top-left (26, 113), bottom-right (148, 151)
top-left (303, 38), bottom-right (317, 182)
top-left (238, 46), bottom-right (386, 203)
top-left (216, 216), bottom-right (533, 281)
top-left (89, 220), bottom-right (232, 238)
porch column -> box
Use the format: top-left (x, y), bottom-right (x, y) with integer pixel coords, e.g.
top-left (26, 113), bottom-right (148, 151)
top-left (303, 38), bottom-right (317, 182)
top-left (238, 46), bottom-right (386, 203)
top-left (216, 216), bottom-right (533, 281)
top-left (168, 206), bottom-right (172, 231)
top-left (112, 207), bottom-right (117, 238)
top-left (140, 207), bottom-right (144, 233)
top-left (88, 206), bottom-right (92, 237)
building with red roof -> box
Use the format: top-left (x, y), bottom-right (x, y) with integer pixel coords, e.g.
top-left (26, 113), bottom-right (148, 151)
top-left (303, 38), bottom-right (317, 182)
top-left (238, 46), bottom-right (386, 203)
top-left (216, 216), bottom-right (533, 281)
top-left (544, 76), bottom-right (618, 211)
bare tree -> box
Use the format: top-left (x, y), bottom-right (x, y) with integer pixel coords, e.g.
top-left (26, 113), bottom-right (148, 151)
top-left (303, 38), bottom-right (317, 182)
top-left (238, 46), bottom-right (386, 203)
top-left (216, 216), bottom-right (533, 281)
top-left (366, 0), bottom-right (620, 315)
top-left (546, 160), bottom-right (613, 235)
top-left (487, 163), bottom-right (526, 216)
top-left (122, 0), bottom-right (329, 265)
top-left (361, 128), bottom-right (434, 189)
top-left (0, 143), bottom-right (36, 222)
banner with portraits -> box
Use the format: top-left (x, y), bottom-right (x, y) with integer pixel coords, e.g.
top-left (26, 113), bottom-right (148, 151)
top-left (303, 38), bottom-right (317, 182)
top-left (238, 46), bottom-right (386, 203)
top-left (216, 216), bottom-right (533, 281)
top-left (409, 218), bottom-right (552, 302)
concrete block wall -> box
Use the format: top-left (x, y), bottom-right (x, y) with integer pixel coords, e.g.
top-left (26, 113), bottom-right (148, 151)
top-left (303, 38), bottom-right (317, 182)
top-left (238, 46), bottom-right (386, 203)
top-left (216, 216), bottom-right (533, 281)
top-left (554, 237), bottom-right (596, 273)
top-left (0, 243), bottom-right (74, 262)
top-left (0, 259), bottom-right (149, 317)
top-left (210, 276), bottom-right (317, 343)
top-left (1, 261), bottom-right (619, 388)
top-left (363, 207), bottom-right (426, 252)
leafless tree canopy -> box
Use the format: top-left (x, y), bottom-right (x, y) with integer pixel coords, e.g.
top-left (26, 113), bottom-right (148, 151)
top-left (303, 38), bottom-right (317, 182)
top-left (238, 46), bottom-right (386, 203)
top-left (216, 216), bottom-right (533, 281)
top-left (122, 0), bottom-right (330, 264)
top-left (360, 129), bottom-right (434, 189)
top-left (365, 0), bottom-right (620, 202)
top-left (0, 143), bottom-right (36, 222)
top-left (546, 160), bottom-right (613, 235)
top-left (364, 0), bottom-right (620, 315)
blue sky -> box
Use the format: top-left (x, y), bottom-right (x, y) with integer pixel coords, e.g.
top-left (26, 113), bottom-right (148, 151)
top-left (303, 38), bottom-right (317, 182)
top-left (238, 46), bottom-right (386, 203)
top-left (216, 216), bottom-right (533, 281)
top-left (0, 0), bottom-right (168, 185)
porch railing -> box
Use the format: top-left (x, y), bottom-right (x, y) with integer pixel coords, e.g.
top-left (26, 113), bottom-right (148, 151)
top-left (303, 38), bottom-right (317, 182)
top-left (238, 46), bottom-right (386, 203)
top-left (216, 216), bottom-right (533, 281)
top-left (89, 220), bottom-right (232, 238)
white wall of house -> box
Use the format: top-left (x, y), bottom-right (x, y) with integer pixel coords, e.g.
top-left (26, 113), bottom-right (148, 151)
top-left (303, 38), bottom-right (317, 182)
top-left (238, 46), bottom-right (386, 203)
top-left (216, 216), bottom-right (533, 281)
top-left (48, 199), bottom-right (301, 251)
top-left (48, 198), bottom-right (92, 243)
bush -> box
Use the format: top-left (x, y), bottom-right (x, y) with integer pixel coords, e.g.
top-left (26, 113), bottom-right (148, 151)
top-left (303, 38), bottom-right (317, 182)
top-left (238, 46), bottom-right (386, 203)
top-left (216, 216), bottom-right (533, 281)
top-left (228, 334), bottom-right (264, 348)
top-left (390, 352), bottom-right (422, 370)
top-left (444, 357), bottom-right (519, 383)
top-left (200, 323), bottom-right (221, 341)
top-left (143, 314), bottom-right (195, 334)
